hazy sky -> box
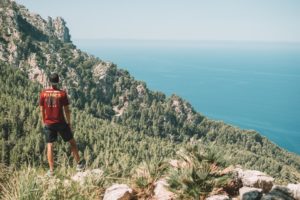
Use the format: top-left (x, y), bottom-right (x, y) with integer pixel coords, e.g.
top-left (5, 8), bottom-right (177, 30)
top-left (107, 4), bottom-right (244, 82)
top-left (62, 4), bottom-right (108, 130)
top-left (15, 0), bottom-right (300, 42)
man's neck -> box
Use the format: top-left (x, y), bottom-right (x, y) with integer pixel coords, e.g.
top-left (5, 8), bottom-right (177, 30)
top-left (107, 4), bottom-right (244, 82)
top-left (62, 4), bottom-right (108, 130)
top-left (51, 85), bottom-right (58, 90)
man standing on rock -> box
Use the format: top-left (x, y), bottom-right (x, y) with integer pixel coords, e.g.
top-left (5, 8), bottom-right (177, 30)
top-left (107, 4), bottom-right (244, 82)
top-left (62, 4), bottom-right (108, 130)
top-left (40, 73), bottom-right (84, 176)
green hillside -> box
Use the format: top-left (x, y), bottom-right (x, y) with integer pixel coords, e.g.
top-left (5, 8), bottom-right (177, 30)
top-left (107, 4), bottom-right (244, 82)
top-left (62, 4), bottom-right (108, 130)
top-left (0, 0), bottom-right (299, 193)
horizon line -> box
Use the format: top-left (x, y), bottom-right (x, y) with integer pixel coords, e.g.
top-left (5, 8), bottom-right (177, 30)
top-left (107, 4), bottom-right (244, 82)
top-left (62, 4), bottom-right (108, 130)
top-left (73, 38), bottom-right (300, 44)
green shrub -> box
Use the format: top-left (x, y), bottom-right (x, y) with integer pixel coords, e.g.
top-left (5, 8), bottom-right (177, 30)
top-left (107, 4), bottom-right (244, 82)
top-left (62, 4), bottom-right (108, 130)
top-left (168, 145), bottom-right (232, 199)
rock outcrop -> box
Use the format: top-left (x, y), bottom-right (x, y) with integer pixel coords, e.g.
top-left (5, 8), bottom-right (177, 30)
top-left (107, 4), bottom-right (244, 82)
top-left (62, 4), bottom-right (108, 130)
top-left (235, 168), bottom-right (274, 193)
top-left (27, 53), bottom-right (47, 85)
top-left (71, 168), bottom-right (103, 185)
top-left (153, 178), bottom-right (175, 200)
top-left (93, 62), bottom-right (111, 79)
top-left (19, 7), bottom-right (71, 42)
top-left (239, 186), bottom-right (262, 200)
top-left (169, 95), bottom-right (201, 124)
top-left (0, 0), bottom-right (71, 69)
top-left (206, 194), bottom-right (230, 200)
top-left (103, 184), bottom-right (134, 200)
top-left (262, 185), bottom-right (294, 200)
top-left (287, 183), bottom-right (300, 200)
top-left (51, 17), bottom-right (71, 42)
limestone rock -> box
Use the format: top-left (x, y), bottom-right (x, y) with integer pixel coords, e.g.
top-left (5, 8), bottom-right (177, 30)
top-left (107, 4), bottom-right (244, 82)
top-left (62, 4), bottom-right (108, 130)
top-left (222, 178), bottom-right (243, 196)
top-left (27, 54), bottom-right (46, 85)
top-left (171, 97), bottom-right (182, 114)
top-left (136, 84), bottom-right (146, 97)
top-left (287, 183), bottom-right (300, 200)
top-left (153, 178), bottom-right (175, 200)
top-left (113, 101), bottom-right (128, 117)
top-left (103, 184), bottom-right (134, 200)
top-left (92, 62), bottom-right (112, 80)
top-left (169, 95), bottom-right (199, 123)
top-left (205, 194), bottom-right (230, 200)
top-left (168, 159), bottom-right (189, 169)
top-left (52, 17), bottom-right (71, 42)
top-left (262, 185), bottom-right (294, 200)
top-left (239, 186), bottom-right (262, 200)
top-left (71, 168), bottom-right (103, 185)
top-left (236, 168), bottom-right (274, 193)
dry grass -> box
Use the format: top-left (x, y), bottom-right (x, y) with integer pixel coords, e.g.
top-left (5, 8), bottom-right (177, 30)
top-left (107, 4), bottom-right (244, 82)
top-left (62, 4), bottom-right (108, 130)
top-left (0, 166), bottom-right (107, 200)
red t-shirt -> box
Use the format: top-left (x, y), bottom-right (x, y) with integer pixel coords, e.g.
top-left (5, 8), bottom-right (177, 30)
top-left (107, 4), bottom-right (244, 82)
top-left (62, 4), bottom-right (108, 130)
top-left (39, 87), bottom-right (69, 125)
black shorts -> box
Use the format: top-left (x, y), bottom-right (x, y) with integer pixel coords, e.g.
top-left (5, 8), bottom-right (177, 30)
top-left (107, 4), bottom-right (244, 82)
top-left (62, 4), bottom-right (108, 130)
top-left (43, 122), bottom-right (73, 143)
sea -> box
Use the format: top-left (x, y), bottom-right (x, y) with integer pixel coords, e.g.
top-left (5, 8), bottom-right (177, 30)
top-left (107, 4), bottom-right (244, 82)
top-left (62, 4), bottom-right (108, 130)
top-left (74, 39), bottom-right (300, 155)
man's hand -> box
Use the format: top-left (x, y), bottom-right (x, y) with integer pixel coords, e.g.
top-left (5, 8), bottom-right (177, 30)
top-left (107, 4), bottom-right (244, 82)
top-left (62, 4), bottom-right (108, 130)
top-left (68, 123), bottom-right (72, 130)
top-left (64, 105), bottom-right (71, 127)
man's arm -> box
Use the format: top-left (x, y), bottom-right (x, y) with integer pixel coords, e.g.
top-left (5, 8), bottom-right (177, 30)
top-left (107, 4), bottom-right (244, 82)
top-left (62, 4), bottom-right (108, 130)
top-left (63, 105), bottom-right (71, 126)
top-left (40, 106), bottom-right (45, 125)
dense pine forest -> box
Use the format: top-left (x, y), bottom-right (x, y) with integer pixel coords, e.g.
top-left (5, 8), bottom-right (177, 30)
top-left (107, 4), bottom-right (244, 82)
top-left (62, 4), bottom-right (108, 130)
top-left (0, 0), bottom-right (300, 199)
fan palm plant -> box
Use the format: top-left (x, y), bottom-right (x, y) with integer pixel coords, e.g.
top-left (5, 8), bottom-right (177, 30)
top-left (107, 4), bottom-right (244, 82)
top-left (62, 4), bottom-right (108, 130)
top-left (168, 144), bottom-right (232, 199)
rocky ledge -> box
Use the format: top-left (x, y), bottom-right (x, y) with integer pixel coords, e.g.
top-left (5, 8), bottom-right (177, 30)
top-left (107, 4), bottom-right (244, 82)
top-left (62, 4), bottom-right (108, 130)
top-left (67, 165), bottom-right (300, 200)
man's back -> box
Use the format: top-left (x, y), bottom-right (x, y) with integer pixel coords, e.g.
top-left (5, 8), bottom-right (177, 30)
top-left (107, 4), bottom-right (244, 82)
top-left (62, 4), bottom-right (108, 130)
top-left (40, 73), bottom-right (83, 175)
top-left (40, 88), bottom-right (69, 125)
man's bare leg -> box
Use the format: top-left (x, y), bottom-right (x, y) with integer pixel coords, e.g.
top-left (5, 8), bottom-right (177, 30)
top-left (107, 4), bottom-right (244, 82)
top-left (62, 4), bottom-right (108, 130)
top-left (69, 138), bottom-right (80, 163)
top-left (47, 143), bottom-right (54, 172)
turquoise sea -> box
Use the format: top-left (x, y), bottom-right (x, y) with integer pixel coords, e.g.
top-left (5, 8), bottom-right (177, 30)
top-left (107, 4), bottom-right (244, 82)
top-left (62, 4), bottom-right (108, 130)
top-left (75, 39), bottom-right (300, 155)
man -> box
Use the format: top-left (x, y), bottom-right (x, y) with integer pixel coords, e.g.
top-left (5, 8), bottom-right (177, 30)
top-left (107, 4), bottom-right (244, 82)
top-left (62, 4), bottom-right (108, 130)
top-left (40, 73), bottom-right (84, 176)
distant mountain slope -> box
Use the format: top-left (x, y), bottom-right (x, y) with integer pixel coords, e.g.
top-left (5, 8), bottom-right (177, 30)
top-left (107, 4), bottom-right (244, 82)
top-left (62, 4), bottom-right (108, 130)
top-left (0, 0), bottom-right (299, 183)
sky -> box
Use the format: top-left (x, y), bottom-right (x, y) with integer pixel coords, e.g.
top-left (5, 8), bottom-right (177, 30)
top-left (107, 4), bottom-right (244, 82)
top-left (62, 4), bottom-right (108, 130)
top-left (15, 0), bottom-right (300, 42)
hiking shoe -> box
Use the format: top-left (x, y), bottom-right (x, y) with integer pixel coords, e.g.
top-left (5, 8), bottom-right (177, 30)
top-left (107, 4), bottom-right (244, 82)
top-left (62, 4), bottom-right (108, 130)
top-left (46, 170), bottom-right (54, 177)
top-left (76, 160), bottom-right (85, 171)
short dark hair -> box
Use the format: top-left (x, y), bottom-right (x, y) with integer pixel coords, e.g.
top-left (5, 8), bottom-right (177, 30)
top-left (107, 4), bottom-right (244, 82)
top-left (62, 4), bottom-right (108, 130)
top-left (49, 73), bottom-right (59, 84)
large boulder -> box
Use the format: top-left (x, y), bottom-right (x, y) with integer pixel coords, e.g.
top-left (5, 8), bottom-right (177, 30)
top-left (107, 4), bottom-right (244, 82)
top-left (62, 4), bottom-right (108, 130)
top-left (236, 168), bottom-right (274, 193)
top-left (71, 168), bottom-right (103, 185)
top-left (153, 178), bottom-right (176, 200)
top-left (261, 185), bottom-right (294, 200)
top-left (287, 183), bottom-right (300, 200)
top-left (239, 186), bottom-right (262, 200)
top-left (206, 194), bottom-right (230, 200)
top-left (103, 184), bottom-right (134, 200)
